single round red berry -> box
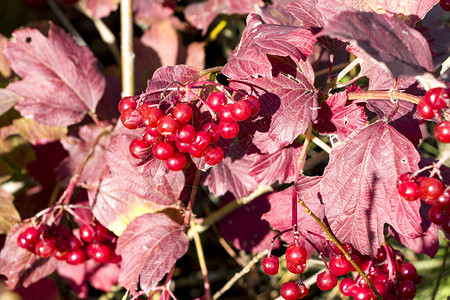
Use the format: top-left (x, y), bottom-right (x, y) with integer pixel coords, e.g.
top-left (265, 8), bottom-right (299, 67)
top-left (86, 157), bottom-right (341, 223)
top-left (424, 87), bottom-right (448, 110)
top-left (286, 259), bottom-right (306, 274)
top-left (68, 235), bottom-right (83, 250)
top-left (191, 131), bottom-right (211, 152)
top-left (201, 123), bottom-right (221, 143)
top-left (339, 277), bottom-right (356, 296)
top-left (231, 100), bottom-right (252, 121)
top-left (435, 121), bottom-right (450, 143)
top-left (397, 181), bottom-right (420, 201)
top-left (23, 227), bottom-right (39, 245)
top-left (205, 145), bottom-right (225, 166)
top-left (417, 99), bottom-right (435, 120)
top-left (219, 105), bottom-right (235, 122)
top-left (109, 251), bottom-right (122, 263)
top-left (399, 262), bottom-right (417, 281)
top-left (143, 131), bottom-right (159, 145)
top-left (66, 248), bottom-right (87, 265)
top-left (188, 144), bottom-right (205, 158)
top-left (441, 0), bottom-right (450, 11)
top-left (129, 138), bottom-right (151, 159)
top-left (153, 141), bottom-right (175, 160)
top-left (118, 96), bottom-right (136, 113)
top-left (53, 249), bottom-right (68, 261)
top-left (286, 244), bottom-right (307, 266)
top-left (329, 254), bottom-right (351, 276)
top-left (17, 232), bottom-right (35, 252)
top-left (261, 255), bottom-right (279, 276)
top-left (146, 126), bottom-right (162, 138)
top-left (376, 247), bottom-right (386, 262)
top-left (353, 286), bottom-right (374, 300)
top-left (297, 282), bottom-right (308, 298)
top-left (166, 152), bottom-right (187, 171)
top-left (87, 243), bottom-right (112, 264)
top-left (95, 222), bottom-right (110, 242)
top-left (316, 271), bottom-right (337, 291)
top-left (429, 205), bottom-right (445, 225)
top-left (398, 279), bottom-right (416, 299)
top-left (176, 140), bottom-right (191, 153)
top-left (172, 103), bottom-right (193, 124)
top-left (157, 115), bottom-right (180, 136)
top-left (246, 95), bottom-right (260, 116)
top-left (418, 176), bottom-right (444, 202)
top-left (35, 238), bottom-right (56, 258)
top-left (120, 108), bottom-right (143, 130)
top-left (434, 189), bottom-right (450, 209)
top-left (176, 124), bottom-right (196, 143)
top-left (139, 105), bottom-right (164, 127)
top-left (218, 121), bottom-right (239, 139)
top-left (207, 91), bottom-right (226, 112)
top-left (280, 282), bottom-right (300, 300)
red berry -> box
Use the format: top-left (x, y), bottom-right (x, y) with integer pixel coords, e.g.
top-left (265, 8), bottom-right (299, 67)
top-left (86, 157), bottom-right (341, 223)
top-left (339, 277), bottom-right (356, 296)
top-left (35, 238), bottom-right (56, 258)
top-left (120, 108), bottom-right (143, 129)
top-left (219, 105), bottom-right (235, 122)
top-left (231, 100), bottom-right (252, 121)
top-left (353, 286), bottom-right (374, 300)
top-left (95, 222), bottom-right (110, 242)
top-left (109, 250), bottom-right (122, 263)
top-left (397, 181), bottom-right (420, 201)
top-left (441, 0), bottom-right (450, 11)
top-left (417, 99), bottom-right (435, 119)
top-left (399, 262), bottom-right (417, 281)
top-left (218, 121), bottom-right (239, 139)
top-left (435, 121), bottom-right (450, 143)
top-left (329, 254), bottom-right (351, 276)
top-left (23, 227), bottom-right (39, 245)
top-left (424, 87), bottom-right (448, 110)
top-left (129, 138), bottom-right (151, 159)
top-left (246, 95), bottom-right (260, 116)
top-left (376, 247), bottom-right (386, 262)
top-left (316, 271), bottom-right (337, 291)
top-left (172, 103), bottom-right (193, 124)
top-left (176, 124), bottom-right (196, 143)
top-left (157, 115), bottom-right (180, 136)
top-left (53, 249), bottom-right (68, 261)
top-left (166, 152), bottom-right (187, 171)
top-left (285, 244), bottom-right (307, 266)
top-left (286, 259), bottom-right (306, 274)
top-left (205, 145), bottom-right (225, 166)
top-left (139, 105), bottom-right (163, 127)
top-left (434, 189), bottom-right (450, 209)
top-left (442, 215), bottom-right (450, 234)
top-left (418, 176), bottom-right (444, 202)
top-left (207, 91), bottom-right (226, 112)
top-left (153, 141), bottom-right (175, 160)
top-left (68, 235), bottom-right (83, 250)
top-left (175, 140), bottom-right (191, 153)
top-left (118, 96), bottom-right (136, 113)
top-left (143, 131), bottom-right (159, 145)
top-left (398, 279), bottom-right (416, 299)
top-left (280, 282), bottom-right (301, 300)
top-left (191, 131), bottom-right (211, 152)
top-left (146, 126), bottom-right (162, 138)
top-left (87, 243), bottom-right (112, 264)
top-left (261, 255), bottom-right (279, 275)
top-left (201, 123), bottom-right (221, 143)
top-left (66, 248), bottom-right (87, 265)
top-left (55, 239), bottom-right (70, 252)
top-left (189, 145), bottom-right (205, 158)
top-left (17, 232), bottom-right (35, 252)
top-left (297, 282), bottom-right (308, 298)
top-left (429, 205), bottom-right (445, 225)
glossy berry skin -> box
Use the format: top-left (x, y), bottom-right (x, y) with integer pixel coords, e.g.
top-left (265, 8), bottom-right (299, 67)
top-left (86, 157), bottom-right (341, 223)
top-left (120, 108), bottom-right (142, 129)
top-left (35, 238), bottom-right (56, 258)
top-left (129, 138), bottom-right (151, 159)
top-left (118, 96), bottom-right (136, 113)
top-left (87, 243), bottom-right (112, 264)
top-left (68, 235), bottom-right (83, 250)
top-left (207, 91), bottom-right (226, 112)
top-left (424, 87), bottom-right (448, 110)
top-left (176, 124), bottom-right (196, 143)
top-left (418, 177), bottom-right (444, 202)
top-left (157, 116), bottom-right (180, 136)
top-left (172, 103), bottom-right (193, 124)
top-left (261, 255), bottom-right (279, 275)
top-left (441, 0), bottom-right (450, 11)
top-left (95, 222), bottom-right (110, 241)
top-left (353, 286), bottom-right (374, 300)
top-left (153, 141), bottom-right (175, 160)
top-left (286, 244), bottom-right (307, 266)
top-left (176, 140), bottom-right (191, 153)
top-left (17, 232), bottom-right (35, 252)
top-left (191, 131), bottom-right (211, 152)
top-left (139, 105), bottom-right (163, 127)
top-left (297, 282), bottom-right (308, 298)
top-left (205, 145), bottom-right (225, 166)
top-left (429, 205), bottom-right (445, 225)
top-left (218, 121), bottom-right (239, 139)
top-left (434, 190), bottom-right (450, 209)
top-left (399, 262), bottom-right (417, 281)
top-left (23, 227), bottom-right (39, 245)
top-left (316, 271), bottom-right (337, 291)
top-left (435, 121), bottom-right (450, 143)
top-left (66, 248), bottom-right (87, 265)
top-left (286, 260), bottom-right (306, 274)
top-left (219, 105), bottom-right (235, 123)
top-left (53, 249), bottom-right (68, 261)
top-left (143, 131), bottom-right (159, 145)
top-left (246, 95), bottom-right (260, 116)
top-left (398, 280), bottom-right (416, 298)
top-left (202, 123), bottom-right (221, 143)
top-left (397, 181), bottom-right (419, 201)
top-left (189, 145), bottom-right (205, 158)
top-left (417, 99), bottom-right (435, 119)
top-left (329, 254), bottom-right (351, 276)
top-left (280, 282), bottom-right (300, 300)
top-left (166, 152), bottom-right (187, 171)
top-left (340, 277), bottom-right (356, 296)
top-left (231, 100), bottom-right (252, 121)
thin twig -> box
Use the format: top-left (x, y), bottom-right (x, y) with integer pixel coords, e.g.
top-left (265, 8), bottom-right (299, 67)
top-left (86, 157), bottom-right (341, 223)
top-left (47, 0), bottom-right (87, 46)
top-left (121, 0), bottom-right (134, 97)
top-left (296, 122), bottom-right (313, 178)
top-left (431, 242), bottom-right (449, 300)
top-left (347, 91), bottom-right (421, 105)
top-left (213, 250), bottom-right (268, 299)
top-left (192, 224), bottom-right (212, 300)
top-left (311, 134), bottom-right (332, 154)
top-left (336, 58), bottom-right (362, 83)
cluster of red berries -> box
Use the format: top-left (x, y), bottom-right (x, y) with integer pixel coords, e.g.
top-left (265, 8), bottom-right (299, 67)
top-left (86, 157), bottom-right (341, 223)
top-left (261, 244), bottom-right (309, 299)
top-left (417, 87), bottom-right (450, 143)
top-left (441, 0), bottom-right (450, 11)
top-left (119, 90), bottom-right (260, 170)
top-left (338, 245), bottom-right (420, 299)
top-left (397, 172), bottom-right (449, 233)
top-left (17, 221), bottom-right (121, 265)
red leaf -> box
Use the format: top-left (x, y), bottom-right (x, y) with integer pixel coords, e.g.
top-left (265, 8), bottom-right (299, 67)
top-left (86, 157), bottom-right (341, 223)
top-left (0, 224), bottom-right (59, 289)
top-left (318, 12), bottom-right (433, 77)
top-left (82, 0), bottom-right (119, 19)
top-left (222, 14), bottom-right (316, 80)
top-left (295, 121), bottom-right (433, 256)
top-left (248, 145), bottom-right (302, 185)
top-left (133, 0), bottom-right (173, 24)
top-left (185, 0), bottom-right (264, 35)
top-left (5, 24), bottom-right (105, 126)
top-left (219, 193), bottom-right (280, 253)
top-left (204, 155), bottom-right (258, 199)
top-left (116, 213), bottom-right (189, 294)
top-left (141, 19), bottom-right (179, 66)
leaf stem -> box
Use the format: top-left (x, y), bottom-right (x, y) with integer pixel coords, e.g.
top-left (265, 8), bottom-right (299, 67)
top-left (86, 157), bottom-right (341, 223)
top-left (192, 225), bottom-right (212, 300)
top-left (121, 0), bottom-right (134, 97)
top-left (296, 196), bottom-right (382, 300)
top-left (347, 90), bottom-right (421, 105)
top-left (184, 169), bottom-right (202, 229)
top-left (296, 122), bottom-right (313, 179)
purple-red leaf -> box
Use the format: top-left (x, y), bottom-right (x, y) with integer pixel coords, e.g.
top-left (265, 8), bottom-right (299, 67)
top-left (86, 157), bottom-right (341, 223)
top-left (5, 24), bottom-right (105, 127)
top-left (82, 0), bottom-right (120, 19)
top-left (222, 14), bottom-right (316, 79)
top-left (204, 155), bottom-right (258, 199)
top-left (318, 12), bottom-right (433, 77)
top-left (295, 121), bottom-right (433, 256)
top-left (141, 19), bottom-right (179, 66)
top-left (133, 0), bottom-right (173, 24)
top-left (185, 0), bottom-right (264, 35)
top-left (0, 224), bottom-right (59, 289)
top-left (116, 213), bottom-right (189, 294)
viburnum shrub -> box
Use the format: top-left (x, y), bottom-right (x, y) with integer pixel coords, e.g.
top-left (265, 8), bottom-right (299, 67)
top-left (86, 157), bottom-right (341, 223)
top-left (0, 0), bottom-right (449, 300)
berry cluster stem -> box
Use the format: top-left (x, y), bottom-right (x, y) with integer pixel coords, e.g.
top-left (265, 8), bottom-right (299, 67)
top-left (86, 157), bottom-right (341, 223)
top-left (296, 196), bottom-right (382, 300)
